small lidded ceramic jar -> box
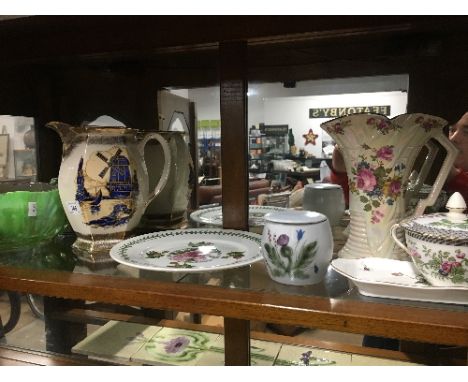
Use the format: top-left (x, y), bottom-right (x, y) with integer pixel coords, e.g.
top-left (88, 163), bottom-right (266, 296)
top-left (261, 210), bottom-right (333, 286)
top-left (303, 183), bottom-right (345, 226)
top-left (391, 192), bottom-right (468, 287)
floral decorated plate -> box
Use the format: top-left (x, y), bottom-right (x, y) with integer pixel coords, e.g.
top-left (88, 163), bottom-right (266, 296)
top-left (109, 228), bottom-right (262, 272)
top-left (331, 257), bottom-right (468, 305)
top-left (190, 205), bottom-right (287, 227)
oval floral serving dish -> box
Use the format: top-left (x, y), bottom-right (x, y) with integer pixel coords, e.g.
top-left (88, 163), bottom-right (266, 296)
top-left (391, 192), bottom-right (468, 287)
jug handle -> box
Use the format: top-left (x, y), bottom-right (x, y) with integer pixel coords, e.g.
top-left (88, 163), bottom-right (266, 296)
top-left (413, 140), bottom-right (439, 193)
top-left (138, 132), bottom-right (172, 206)
top-left (413, 133), bottom-right (459, 217)
top-left (390, 224), bottom-right (411, 256)
top-left (404, 140), bottom-right (439, 207)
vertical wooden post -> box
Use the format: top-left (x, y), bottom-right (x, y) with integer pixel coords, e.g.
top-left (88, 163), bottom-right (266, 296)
top-left (224, 317), bottom-right (251, 366)
top-left (219, 41), bottom-right (250, 365)
top-left (44, 297), bottom-right (87, 354)
top-left (219, 41), bottom-right (249, 231)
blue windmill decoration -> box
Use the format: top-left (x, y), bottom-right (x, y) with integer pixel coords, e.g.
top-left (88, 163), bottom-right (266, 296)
top-left (95, 148), bottom-right (133, 199)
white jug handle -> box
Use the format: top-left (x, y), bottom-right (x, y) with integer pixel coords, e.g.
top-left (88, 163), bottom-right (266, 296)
top-left (138, 132), bottom-right (172, 206)
top-left (413, 140), bottom-right (439, 194)
top-left (390, 223), bottom-right (411, 256)
top-left (413, 133), bottom-right (459, 216)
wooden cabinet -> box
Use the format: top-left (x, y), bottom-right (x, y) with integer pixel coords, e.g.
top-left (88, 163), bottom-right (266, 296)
top-left (0, 16), bottom-right (467, 365)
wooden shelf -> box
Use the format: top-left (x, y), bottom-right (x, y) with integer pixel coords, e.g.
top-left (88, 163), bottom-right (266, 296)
top-left (0, 15), bottom-right (467, 366)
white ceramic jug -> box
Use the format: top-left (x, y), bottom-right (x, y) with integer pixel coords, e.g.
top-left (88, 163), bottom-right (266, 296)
top-left (47, 121), bottom-right (171, 262)
top-left (321, 113), bottom-right (458, 260)
top-left (141, 131), bottom-right (192, 229)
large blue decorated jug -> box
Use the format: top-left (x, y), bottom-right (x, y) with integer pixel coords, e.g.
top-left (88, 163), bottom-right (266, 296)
top-left (47, 120), bottom-right (171, 263)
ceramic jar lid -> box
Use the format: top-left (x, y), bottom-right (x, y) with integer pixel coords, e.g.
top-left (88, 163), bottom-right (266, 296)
top-left (304, 183), bottom-right (342, 190)
top-left (400, 192), bottom-right (468, 245)
top-left (264, 210), bottom-right (327, 225)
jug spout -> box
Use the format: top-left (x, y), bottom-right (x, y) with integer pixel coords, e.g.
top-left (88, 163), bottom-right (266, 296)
top-left (46, 121), bottom-right (79, 152)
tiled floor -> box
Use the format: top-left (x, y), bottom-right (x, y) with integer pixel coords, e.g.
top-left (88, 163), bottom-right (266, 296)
top-left (0, 294), bottom-right (363, 354)
top-left (1, 294), bottom-right (417, 365)
top-left (72, 321), bottom-right (419, 366)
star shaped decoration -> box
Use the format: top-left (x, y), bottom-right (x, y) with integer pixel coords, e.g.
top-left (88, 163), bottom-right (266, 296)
top-left (302, 128), bottom-right (319, 145)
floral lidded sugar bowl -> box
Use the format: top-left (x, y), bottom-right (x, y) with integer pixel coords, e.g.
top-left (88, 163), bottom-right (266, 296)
top-left (261, 210), bottom-right (333, 286)
top-left (391, 192), bottom-right (468, 287)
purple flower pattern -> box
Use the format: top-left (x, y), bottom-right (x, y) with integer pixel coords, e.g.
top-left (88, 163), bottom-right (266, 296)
top-left (164, 336), bottom-right (190, 354)
top-left (300, 350), bottom-right (313, 366)
top-left (415, 116), bottom-right (444, 132)
top-left (277, 234), bottom-right (289, 246)
top-left (327, 122), bottom-right (345, 135)
top-left (439, 261), bottom-right (462, 276)
top-left (263, 229), bottom-right (318, 279)
top-left (366, 117), bottom-right (401, 135)
top-left (410, 245), bottom-right (468, 285)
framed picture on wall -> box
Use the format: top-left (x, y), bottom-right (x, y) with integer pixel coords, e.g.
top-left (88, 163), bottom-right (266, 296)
top-left (14, 149), bottom-right (37, 180)
top-left (0, 134), bottom-right (9, 179)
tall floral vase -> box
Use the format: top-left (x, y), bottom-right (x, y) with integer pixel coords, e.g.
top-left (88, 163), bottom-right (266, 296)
top-left (320, 113), bottom-right (458, 259)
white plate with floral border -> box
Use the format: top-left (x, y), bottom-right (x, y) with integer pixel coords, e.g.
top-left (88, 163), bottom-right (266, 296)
top-left (331, 257), bottom-right (468, 305)
top-left (110, 228), bottom-right (263, 272)
top-left (190, 205), bottom-right (287, 227)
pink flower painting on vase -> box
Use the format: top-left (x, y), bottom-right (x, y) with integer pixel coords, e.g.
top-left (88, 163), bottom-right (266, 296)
top-left (349, 143), bottom-right (405, 221)
top-left (356, 168), bottom-right (377, 192)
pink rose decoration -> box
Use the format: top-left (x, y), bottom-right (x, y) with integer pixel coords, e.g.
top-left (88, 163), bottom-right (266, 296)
top-left (389, 180), bottom-right (401, 195)
top-left (376, 146), bottom-right (393, 161)
top-left (171, 250), bottom-right (207, 262)
top-left (455, 250), bottom-right (466, 259)
top-left (378, 120), bottom-right (390, 130)
top-left (356, 168), bottom-right (377, 192)
top-left (439, 261), bottom-right (454, 276)
top-left (410, 249), bottom-right (421, 258)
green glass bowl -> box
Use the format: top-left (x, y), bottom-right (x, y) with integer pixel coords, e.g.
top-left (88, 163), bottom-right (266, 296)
top-left (0, 181), bottom-right (68, 251)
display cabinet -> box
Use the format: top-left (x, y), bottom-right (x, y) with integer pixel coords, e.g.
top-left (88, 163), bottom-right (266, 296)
top-left (0, 16), bottom-right (467, 366)
top-left (249, 133), bottom-right (289, 172)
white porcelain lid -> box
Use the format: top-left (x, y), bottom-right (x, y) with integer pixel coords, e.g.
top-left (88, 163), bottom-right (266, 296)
top-left (304, 183), bottom-right (342, 190)
top-left (264, 210), bottom-right (327, 224)
top-left (88, 115), bottom-right (126, 127)
top-left (401, 192), bottom-right (468, 243)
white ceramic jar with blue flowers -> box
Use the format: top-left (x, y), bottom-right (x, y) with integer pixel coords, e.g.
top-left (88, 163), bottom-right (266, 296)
top-left (261, 210), bottom-right (333, 285)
